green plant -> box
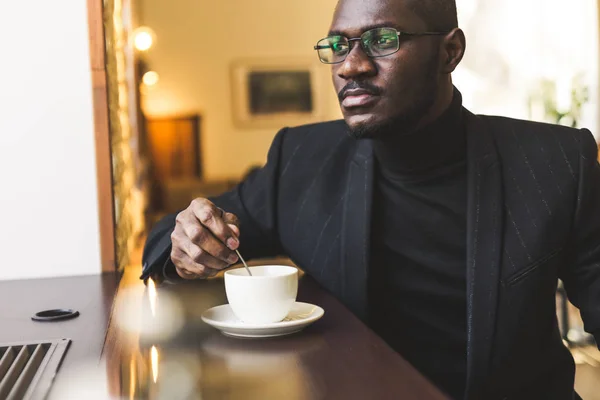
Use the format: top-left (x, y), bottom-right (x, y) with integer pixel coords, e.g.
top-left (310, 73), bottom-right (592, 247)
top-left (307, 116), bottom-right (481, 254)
top-left (534, 73), bottom-right (590, 128)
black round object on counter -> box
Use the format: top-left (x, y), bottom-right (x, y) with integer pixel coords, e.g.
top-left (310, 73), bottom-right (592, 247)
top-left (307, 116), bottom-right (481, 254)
top-left (31, 309), bottom-right (80, 322)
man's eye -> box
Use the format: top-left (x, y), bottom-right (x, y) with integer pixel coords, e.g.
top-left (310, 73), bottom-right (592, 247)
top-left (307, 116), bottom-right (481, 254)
top-left (331, 42), bottom-right (348, 53)
top-left (373, 35), bottom-right (395, 47)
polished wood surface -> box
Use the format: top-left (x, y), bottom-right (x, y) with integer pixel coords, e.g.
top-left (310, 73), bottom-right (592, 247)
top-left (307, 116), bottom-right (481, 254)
top-left (98, 269), bottom-right (448, 399)
top-left (87, 0), bottom-right (117, 272)
top-left (0, 274), bottom-right (119, 369)
top-left (0, 270), bottom-right (447, 398)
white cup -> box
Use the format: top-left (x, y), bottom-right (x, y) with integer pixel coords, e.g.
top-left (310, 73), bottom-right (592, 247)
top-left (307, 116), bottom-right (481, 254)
top-left (224, 265), bottom-right (298, 324)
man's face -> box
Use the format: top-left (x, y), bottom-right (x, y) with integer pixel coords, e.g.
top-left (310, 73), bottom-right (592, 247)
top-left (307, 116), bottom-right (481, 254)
top-left (329, 0), bottom-right (443, 139)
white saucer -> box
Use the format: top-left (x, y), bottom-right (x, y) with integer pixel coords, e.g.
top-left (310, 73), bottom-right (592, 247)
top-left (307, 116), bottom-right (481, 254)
top-left (201, 302), bottom-right (324, 338)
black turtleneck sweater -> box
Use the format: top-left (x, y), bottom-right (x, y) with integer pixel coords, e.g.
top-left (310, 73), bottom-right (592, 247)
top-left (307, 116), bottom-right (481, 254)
top-left (369, 90), bottom-right (467, 399)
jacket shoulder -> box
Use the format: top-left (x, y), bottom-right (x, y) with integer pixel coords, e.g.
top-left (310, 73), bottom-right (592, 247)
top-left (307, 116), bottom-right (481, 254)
top-left (479, 114), bottom-right (581, 135)
top-left (282, 119), bottom-right (349, 142)
top-left (476, 114), bottom-right (596, 161)
top-left (277, 119), bottom-right (356, 158)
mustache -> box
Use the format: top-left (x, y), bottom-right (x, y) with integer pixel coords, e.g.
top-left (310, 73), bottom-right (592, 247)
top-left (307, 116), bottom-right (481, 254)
top-left (338, 81), bottom-right (383, 101)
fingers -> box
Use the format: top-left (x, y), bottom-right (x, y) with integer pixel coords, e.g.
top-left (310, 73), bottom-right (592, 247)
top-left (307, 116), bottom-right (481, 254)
top-left (228, 224), bottom-right (240, 238)
top-left (190, 199), bottom-right (240, 251)
top-left (172, 221), bottom-right (230, 264)
top-left (174, 257), bottom-right (219, 280)
top-left (171, 238), bottom-right (227, 279)
top-left (176, 265), bottom-right (205, 280)
top-left (178, 213), bottom-right (238, 265)
top-left (224, 212), bottom-right (241, 237)
top-left (170, 245), bottom-right (206, 280)
top-left (223, 211), bottom-right (240, 229)
top-left (169, 198), bottom-right (243, 279)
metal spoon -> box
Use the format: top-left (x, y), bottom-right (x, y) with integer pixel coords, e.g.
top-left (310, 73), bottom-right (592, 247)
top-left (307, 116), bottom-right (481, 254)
top-left (235, 249), bottom-right (252, 276)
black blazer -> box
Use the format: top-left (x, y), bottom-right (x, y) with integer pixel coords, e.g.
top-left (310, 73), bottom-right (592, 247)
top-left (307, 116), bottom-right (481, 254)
top-left (142, 110), bottom-right (600, 399)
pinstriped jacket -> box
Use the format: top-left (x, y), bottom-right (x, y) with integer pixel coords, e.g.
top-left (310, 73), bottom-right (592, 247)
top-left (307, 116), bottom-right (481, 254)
top-left (142, 110), bottom-right (600, 399)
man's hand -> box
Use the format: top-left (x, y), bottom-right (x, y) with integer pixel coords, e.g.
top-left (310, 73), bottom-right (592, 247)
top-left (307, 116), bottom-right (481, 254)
top-left (170, 198), bottom-right (240, 279)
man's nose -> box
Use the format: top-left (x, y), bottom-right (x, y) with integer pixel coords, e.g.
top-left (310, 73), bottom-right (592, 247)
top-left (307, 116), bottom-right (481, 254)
top-left (336, 42), bottom-right (377, 80)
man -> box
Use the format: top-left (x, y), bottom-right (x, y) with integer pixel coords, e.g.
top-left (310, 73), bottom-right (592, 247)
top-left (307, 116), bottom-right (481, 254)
top-left (141, 0), bottom-right (600, 398)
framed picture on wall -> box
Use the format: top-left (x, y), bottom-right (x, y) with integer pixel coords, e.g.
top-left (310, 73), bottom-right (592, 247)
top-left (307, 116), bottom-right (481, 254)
top-left (230, 57), bottom-right (328, 129)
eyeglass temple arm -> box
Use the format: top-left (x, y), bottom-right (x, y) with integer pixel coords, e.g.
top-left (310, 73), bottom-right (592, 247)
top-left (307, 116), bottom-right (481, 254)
top-left (401, 31), bottom-right (450, 36)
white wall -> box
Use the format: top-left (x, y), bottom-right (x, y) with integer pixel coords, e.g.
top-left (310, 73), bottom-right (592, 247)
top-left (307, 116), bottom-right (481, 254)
top-left (141, 0), bottom-right (342, 181)
top-left (0, 1), bottom-right (102, 280)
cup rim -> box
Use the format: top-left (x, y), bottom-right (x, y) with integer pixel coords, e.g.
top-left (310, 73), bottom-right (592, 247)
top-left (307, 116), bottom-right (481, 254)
top-left (224, 265), bottom-right (297, 279)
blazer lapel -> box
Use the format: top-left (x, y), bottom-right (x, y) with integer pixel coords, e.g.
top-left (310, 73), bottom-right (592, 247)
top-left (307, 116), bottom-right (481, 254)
top-left (464, 111), bottom-right (504, 399)
top-left (340, 139), bottom-right (374, 321)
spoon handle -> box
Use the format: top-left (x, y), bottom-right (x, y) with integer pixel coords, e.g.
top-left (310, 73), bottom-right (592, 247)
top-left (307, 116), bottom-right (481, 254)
top-left (235, 249), bottom-right (252, 276)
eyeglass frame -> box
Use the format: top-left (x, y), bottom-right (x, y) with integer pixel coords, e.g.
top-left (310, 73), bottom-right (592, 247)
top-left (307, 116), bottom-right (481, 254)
top-left (313, 27), bottom-right (450, 64)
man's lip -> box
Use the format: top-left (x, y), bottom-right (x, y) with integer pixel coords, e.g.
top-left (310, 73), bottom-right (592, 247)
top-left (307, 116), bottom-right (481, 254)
top-left (341, 88), bottom-right (376, 99)
top-left (342, 93), bottom-right (379, 109)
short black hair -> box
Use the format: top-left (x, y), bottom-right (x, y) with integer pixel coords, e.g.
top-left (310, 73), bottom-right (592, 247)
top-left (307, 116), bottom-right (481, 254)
top-left (407, 0), bottom-right (458, 32)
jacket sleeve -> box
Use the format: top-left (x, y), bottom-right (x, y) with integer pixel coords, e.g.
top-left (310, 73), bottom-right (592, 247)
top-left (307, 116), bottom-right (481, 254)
top-left (140, 127), bottom-right (288, 283)
top-left (560, 128), bottom-right (600, 348)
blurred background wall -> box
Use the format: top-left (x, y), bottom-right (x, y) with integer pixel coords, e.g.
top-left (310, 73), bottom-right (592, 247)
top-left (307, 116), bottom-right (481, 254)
top-left (139, 0), bottom-right (342, 182)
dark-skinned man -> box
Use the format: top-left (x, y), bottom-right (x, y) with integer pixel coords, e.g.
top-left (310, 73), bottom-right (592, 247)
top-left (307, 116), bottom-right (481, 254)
top-left (141, 0), bottom-right (600, 398)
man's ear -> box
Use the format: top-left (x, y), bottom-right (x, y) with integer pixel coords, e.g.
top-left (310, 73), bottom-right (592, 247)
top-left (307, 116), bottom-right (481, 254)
top-left (441, 28), bottom-right (466, 73)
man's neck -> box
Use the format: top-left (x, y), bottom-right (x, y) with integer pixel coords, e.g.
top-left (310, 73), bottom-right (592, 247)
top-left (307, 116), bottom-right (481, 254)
top-left (409, 84), bottom-right (456, 134)
top-left (373, 87), bottom-right (466, 176)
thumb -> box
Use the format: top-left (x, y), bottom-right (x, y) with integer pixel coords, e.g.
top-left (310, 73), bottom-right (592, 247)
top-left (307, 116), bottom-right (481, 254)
top-left (227, 223), bottom-right (240, 238)
top-left (223, 211), bottom-right (240, 238)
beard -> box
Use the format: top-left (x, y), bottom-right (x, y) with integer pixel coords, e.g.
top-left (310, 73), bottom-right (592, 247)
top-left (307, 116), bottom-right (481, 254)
top-left (346, 57), bottom-right (440, 140)
top-left (346, 100), bottom-right (433, 140)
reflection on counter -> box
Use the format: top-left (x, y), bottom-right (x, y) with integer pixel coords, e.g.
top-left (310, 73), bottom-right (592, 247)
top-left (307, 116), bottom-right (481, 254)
top-left (52, 274), bottom-right (329, 400)
top-left (151, 346), bottom-right (159, 384)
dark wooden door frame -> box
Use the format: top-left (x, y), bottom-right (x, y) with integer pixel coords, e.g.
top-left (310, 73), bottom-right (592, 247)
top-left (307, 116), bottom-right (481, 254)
top-left (86, 0), bottom-right (116, 273)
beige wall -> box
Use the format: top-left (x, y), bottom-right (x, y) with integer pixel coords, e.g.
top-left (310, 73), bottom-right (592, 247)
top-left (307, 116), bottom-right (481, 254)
top-left (141, 0), bottom-right (342, 181)
top-left (0, 1), bottom-right (101, 279)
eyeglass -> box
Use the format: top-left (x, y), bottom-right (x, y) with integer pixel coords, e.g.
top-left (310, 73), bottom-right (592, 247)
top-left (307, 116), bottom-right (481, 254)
top-left (314, 27), bottom-right (449, 64)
